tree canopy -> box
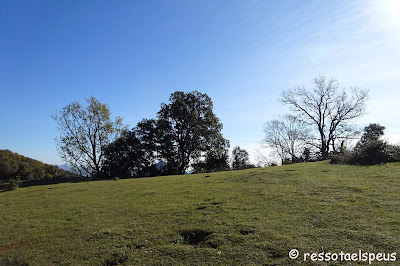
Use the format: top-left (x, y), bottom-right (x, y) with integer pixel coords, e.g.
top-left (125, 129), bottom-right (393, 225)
top-left (361, 123), bottom-right (385, 142)
top-left (52, 97), bottom-right (124, 177)
top-left (102, 119), bottom-right (159, 178)
top-left (231, 146), bottom-right (253, 170)
top-left (102, 91), bottom-right (229, 177)
top-left (157, 91), bottom-right (226, 175)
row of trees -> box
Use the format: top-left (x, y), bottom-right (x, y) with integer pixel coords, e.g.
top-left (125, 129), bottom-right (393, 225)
top-left (263, 76), bottom-right (369, 164)
top-left (53, 76), bottom-right (392, 177)
top-left (53, 92), bottom-right (253, 178)
top-left (0, 149), bottom-right (74, 181)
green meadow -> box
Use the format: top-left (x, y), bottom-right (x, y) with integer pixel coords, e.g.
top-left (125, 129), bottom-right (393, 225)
top-left (1, 161), bottom-right (399, 265)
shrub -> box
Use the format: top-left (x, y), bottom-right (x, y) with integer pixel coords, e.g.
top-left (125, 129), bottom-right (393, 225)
top-left (386, 144), bottom-right (400, 162)
top-left (350, 139), bottom-right (388, 165)
top-left (331, 141), bottom-right (400, 165)
top-left (7, 177), bottom-right (21, 191)
top-left (331, 123), bottom-right (400, 165)
top-left (330, 150), bottom-right (353, 164)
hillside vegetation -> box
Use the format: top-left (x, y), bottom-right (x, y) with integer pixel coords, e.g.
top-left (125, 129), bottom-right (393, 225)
top-left (1, 161), bottom-right (399, 265)
top-left (0, 149), bottom-right (77, 182)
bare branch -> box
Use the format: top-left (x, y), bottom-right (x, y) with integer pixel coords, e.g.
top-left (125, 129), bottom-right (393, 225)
top-left (279, 76), bottom-right (369, 159)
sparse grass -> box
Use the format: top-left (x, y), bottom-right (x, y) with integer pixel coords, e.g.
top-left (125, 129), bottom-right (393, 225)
top-left (1, 161), bottom-right (399, 265)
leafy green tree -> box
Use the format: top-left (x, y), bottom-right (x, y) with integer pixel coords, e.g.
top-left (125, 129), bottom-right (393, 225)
top-left (361, 123), bottom-right (385, 141)
top-left (52, 97), bottom-right (124, 177)
top-left (193, 137), bottom-right (230, 173)
top-left (102, 130), bottom-right (142, 178)
top-left (204, 137), bottom-right (230, 172)
top-left (231, 146), bottom-right (253, 170)
top-left (332, 123), bottom-right (400, 165)
top-left (157, 91), bottom-right (226, 175)
top-left (350, 123), bottom-right (388, 165)
top-left (103, 119), bottom-right (159, 178)
top-left (134, 119), bottom-right (160, 174)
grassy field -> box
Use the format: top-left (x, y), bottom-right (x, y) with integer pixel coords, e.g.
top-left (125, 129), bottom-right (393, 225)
top-left (1, 161), bottom-right (399, 265)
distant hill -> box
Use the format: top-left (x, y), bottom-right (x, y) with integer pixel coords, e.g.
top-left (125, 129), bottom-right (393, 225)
top-left (58, 163), bottom-right (75, 172)
top-left (0, 149), bottom-right (78, 181)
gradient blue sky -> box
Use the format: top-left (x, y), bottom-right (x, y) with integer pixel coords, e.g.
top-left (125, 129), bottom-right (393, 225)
top-left (1, 0), bottom-right (399, 164)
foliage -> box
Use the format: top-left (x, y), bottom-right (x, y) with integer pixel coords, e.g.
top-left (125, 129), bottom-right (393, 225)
top-left (192, 137), bottom-right (230, 173)
top-left (361, 123), bottom-right (385, 141)
top-left (102, 119), bottom-right (159, 178)
top-left (52, 97), bottom-right (124, 177)
top-left (1, 161), bottom-right (400, 265)
top-left (231, 146), bottom-right (253, 170)
top-left (7, 177), bottom-right (21, 190)
top-left (102, 130), bottom-right (143, 178)
top-left (263, 114), bottom-right (308, 164)
top-left (134, 119), bottom-right (160, 175)
top-left (280, 76), bottom-right (368, 159)
top-left (202, 137), bottom-right (230, 172)
top-left (349, 123), bottom-right (400, 165)
top-left (0, 149), bottom-right (75, 182)
top-left (156, 91), bottom-right (226, 175)
top-left (101, 91), bottom-right (228, 177)
top-left (331, 123), bottom-right (400, 165)
top-left (350, 139), bottom-right (389, 165)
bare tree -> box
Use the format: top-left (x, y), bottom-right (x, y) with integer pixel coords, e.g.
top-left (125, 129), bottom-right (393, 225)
top-left (52, 97), bottom-right (124, 177)
top-left (280, 76), bottom-right (368, 159)
top-left (263, 114), bottom-right (308, 163)
top-left (253, 149), bottom-right (270, 167)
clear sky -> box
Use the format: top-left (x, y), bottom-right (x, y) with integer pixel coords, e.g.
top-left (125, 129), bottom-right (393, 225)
top-left (1, 0), bottom-right (399, 165)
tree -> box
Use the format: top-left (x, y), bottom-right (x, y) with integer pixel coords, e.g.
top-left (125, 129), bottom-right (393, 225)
top-left (331, 123), bottom-right (400, 165)
top-left (52, 97), bottom-right (124, 177)
top-left (350, 123), bottom-right (388, 165)
top-left (231, 146), bottom-right (253, 170)
top-left (263, 114), bottom-right (308, 164)
top-left (102, 130), bottom-right (142, 178)
top-left (280, 76), bottom-right (368, 159)
top-left (102, 119), bottom-right (159, 178)
top-left (157, 91), bottom-right (226, 175)
top-left (193, 137), bottom-right (230, 173)
top-left (361, 123), bottom-right (385, 141)
top-left (203, 137), bottom-right (230, 172)
top-left (134, 119), bottom-right (160, 175)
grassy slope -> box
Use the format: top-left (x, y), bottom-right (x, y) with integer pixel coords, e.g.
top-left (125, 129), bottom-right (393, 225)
top-left (0, 161), bottom-right (399, 265)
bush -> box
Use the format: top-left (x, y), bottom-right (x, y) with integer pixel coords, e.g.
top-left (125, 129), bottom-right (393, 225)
top-left (386, 144), bottom-right (400, 162)
top-left (330, 150), bottom-right (353, 164)
top-left (7, 177), bottom-right (21, 191)
top-left (350, 139), bottom-right (388, 165)
top-left (331, 140), bottom-right (400, 165)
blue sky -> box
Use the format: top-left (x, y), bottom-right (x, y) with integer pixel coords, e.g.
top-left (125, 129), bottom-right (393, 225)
top-left (1, 0), bottom-right (399, 164)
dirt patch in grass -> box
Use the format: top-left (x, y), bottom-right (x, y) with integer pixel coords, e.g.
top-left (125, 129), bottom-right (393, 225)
top-left (180, 229), bottom-right (212, 246)
top-left (239, 229), bottom-right (255, 235)
top-left (104, 254), bottom-right (128, 266)
top-left (0, 242), bottom-right (27, 252)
